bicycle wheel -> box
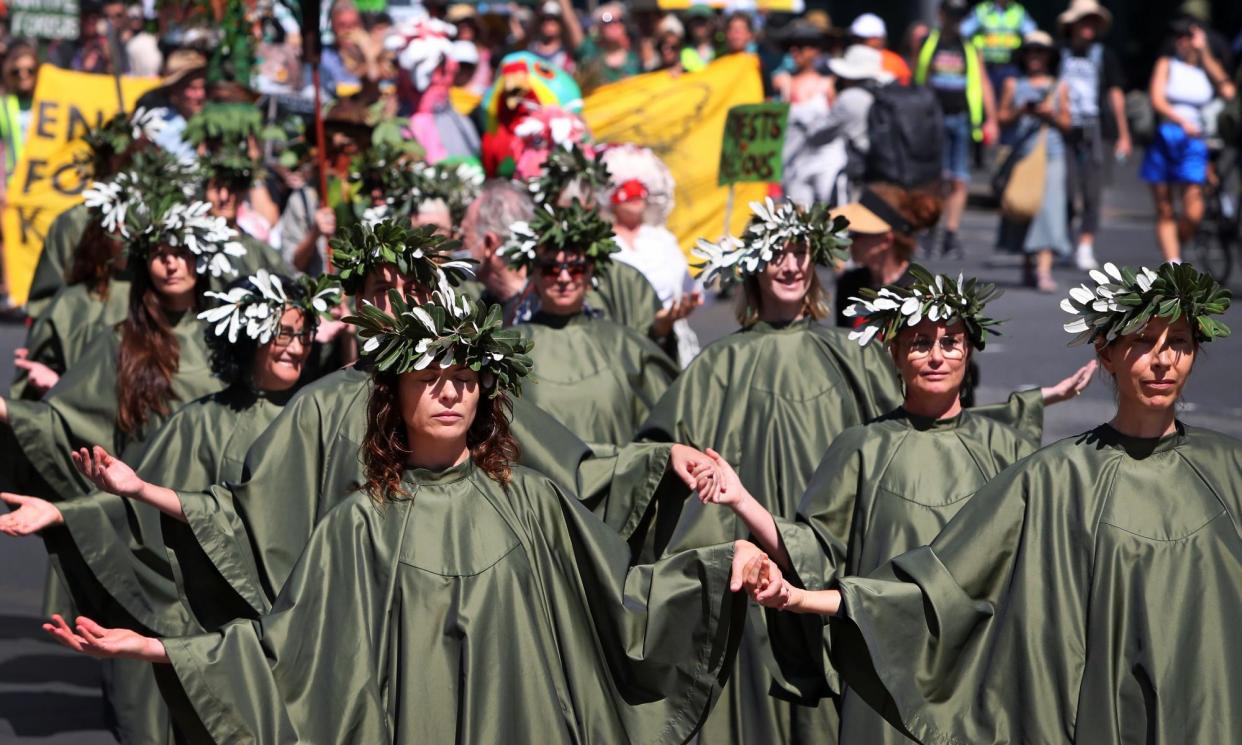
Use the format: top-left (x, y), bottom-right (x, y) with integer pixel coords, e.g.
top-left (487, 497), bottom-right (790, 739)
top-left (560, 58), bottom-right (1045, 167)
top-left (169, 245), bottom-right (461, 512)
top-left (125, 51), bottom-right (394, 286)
top-left (1189, 221), bottom-right (1234, 283)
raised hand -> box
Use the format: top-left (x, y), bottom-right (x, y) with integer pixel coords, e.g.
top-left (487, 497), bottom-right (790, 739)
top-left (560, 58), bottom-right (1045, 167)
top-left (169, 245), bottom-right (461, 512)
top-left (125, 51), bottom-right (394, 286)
top-left (0, 493), bottom-right (64, 535)
top-left (71, 446), bottom-right (143, 498)
top-left (13, 348), bottom-right (60, 395)
top-left (1041, 359), bottom-right (1098, 405)
top-left (43, 614), bottom-right (168, 663)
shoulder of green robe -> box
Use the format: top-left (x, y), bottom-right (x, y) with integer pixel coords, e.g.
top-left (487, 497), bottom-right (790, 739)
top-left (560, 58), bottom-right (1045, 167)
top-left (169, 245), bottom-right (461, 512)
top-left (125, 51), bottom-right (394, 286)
top-left (1180, 424), bottom-right (1242, 465)
top-left (494, 465), bottom-right (572, 515)
top-left (288, 365), bottom-right (371, 407)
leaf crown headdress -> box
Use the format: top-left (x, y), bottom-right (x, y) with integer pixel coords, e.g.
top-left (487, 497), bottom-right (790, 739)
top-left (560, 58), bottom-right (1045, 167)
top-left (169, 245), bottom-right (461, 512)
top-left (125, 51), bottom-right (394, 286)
top-left (525, 143), bottom-right (611, 207)
top-left (329, 218), bottom-right (475, 296)
top-left (1061, 262), bottom-right (1231, 345)
top-left (82, 150), bottom-right (245, 278)
top-left (692, 198), bottom-right (850, 287)
top-left (198, 271), bottom-right (342, 344)
top-left (497, 199), bottom-right (619, 275)
top-left (185, 102), bottom-right (282, 185)
top-left (346, 290), bottom-right (533, 397)
top-left (77, 106), bottom-right (166, 177)
top-left (843, 265), bottom-right (1003, 349)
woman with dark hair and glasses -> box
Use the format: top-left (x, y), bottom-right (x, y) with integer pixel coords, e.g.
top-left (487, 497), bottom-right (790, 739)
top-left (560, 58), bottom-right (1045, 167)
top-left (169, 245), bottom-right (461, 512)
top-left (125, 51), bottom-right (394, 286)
top-left (499, 200), bottom-right (678, 447)
top-left (697, 267), bottom-right (1091, 744)
top-left (41, 292), bottom-right (758, 745)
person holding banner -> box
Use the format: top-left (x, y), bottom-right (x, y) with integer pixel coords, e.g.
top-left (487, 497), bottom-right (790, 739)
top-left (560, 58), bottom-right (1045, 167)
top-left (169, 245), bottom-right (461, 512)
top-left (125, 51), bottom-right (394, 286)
top-left (500, 200), bottom-right (678, 447)
top-left (0, 43), bottom-right (40, 313)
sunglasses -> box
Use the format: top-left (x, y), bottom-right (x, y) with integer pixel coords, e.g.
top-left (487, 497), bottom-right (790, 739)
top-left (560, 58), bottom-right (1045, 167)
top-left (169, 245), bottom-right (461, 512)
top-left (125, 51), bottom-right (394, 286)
top-left (12, 67), bottom-right (36, 77)
top-left (538, 259), bottom-right (589, 278)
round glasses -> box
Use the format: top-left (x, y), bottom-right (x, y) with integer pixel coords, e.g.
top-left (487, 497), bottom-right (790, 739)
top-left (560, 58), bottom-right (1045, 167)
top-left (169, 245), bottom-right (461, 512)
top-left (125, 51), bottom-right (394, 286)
top-left (905, 334), bottom-right (967, 359)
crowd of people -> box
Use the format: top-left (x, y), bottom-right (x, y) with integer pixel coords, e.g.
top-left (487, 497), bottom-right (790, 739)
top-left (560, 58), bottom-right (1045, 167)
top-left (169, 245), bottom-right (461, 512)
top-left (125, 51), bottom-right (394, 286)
top-left (0, 2), bottom-right (1239, 745)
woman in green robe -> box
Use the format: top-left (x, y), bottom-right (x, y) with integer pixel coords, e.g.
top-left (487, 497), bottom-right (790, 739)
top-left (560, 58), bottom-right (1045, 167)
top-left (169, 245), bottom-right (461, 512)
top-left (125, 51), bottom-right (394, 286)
top-left (42, 293), bottom-right (760, 745)
top-left (740, 261), bottom-right (1241, 745)
top-left (0, 187), bottom-right (248, 504)
top-left (2, 271), bottom-right (336, 745)
top-left (639, 198), bottom-right (1091, 745)
top-left (500, 200), bottom-right (678, 446)
top-left (696, 267), bottom-right (1091, 744)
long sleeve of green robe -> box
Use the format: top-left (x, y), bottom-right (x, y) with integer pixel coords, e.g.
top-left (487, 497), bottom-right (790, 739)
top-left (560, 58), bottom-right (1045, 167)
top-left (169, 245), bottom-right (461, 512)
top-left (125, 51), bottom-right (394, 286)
top-left (11, 281), bottom-right (131, 400)
top-left (1, 313), bottom-right (222, 501)
top-left (764, 410), bottom-right (1035, 742)
top-left (24, 203), bottom-right (90, 319)
top-left (163, 462), bottom-right (745, 745)
top-left (173, 367), bottom-right (687, 618)
top-left (830, 423), bottom-right (1242, 745)
top-left (518, 313), bottom-right (678, 447)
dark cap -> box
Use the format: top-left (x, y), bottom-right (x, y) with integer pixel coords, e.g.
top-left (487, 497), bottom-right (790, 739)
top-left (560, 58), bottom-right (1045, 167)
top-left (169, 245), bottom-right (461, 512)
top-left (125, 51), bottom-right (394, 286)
top-left (941, 0), bottom-right (970, 17)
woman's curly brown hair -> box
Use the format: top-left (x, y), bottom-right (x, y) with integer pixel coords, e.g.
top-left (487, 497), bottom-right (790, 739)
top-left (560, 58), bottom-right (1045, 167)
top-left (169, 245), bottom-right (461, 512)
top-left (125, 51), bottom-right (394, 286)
top-left (363, 373), bottom-right (520, 503)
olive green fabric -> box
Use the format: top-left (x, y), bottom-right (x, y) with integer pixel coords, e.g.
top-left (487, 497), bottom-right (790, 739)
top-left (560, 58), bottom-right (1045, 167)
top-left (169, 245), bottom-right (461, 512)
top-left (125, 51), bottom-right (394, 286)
top-left (831, 423), bottom-right (1242, 744)
top-left (232, 234), bottom-right (293, 278)
top-left (516, 312), bottom-right (678, 447)
top-left (11, 280), bottom-right (131, 400)
top-left (164, 461), bottom-right (745, 745)
top-left (174, 366), bottom-right (682, 618)
top-left (768, 409), bottom-right (1036, 743)
top-left (636, 319), bottom-right (903, 745)
top-left (588, 261), bottom-right (661, 336)
top-left (1, 312), bottom-right (222, 502)
top-left (25, 203), bottom-right (90, 319)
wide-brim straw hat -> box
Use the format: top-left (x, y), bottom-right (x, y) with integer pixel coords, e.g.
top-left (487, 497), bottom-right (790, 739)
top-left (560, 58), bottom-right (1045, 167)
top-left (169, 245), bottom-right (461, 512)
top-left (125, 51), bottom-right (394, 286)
top-left (1058, 0), bottom-right (1113, 33)
top-left (827, 44), bottom-right (895, 84)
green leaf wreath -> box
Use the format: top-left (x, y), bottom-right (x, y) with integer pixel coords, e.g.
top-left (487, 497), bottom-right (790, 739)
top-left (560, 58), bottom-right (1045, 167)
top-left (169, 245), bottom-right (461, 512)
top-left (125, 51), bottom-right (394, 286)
top-left (844, 265), bottom-right (1004, 349)
top-left (329, 218), bottom-right (475, 295)
top-left (497, 199), bottom-right (619, 275)
top-left (692, 198), bottom-right (851, 287)
top-left (1061, 262), bottom-right (1232, 345)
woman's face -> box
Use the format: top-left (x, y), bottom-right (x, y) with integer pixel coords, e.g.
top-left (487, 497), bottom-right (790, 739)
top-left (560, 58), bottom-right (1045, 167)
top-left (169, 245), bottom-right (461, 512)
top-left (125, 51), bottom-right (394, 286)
top-left (147, 245), bottom-right (196, 301)
top-left (892, 319), bottom-right (970, 402)
top-left (398, 365), bottom-right (480, 446)
top-left (849, 230), bottom-right (894, 269)
top-left (725, 18), bottom-right (753, 52)
top-left (790, 44), bottom-right (818, 70)
top-left (252, 307), bottom-right (312, 392)
top-left (7, 53), bottom-right (38, 95)
top-left (359, 264), bottom-right (429, 313)
top-left (206, 180), bottom-right (240, 222)
top-left (533, 249), bottom-right (591, 314)
top-left (758, 242), bottom-right (813, 309)
top-left (1022, 48), bottom-right (1051, 75)
top-left (1098, 317), bottom-right (1196, 413)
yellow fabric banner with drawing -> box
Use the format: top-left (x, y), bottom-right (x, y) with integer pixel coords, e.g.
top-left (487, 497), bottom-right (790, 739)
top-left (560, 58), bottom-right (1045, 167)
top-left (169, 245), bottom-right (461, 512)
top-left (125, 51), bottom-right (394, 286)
top-left (582, 54), bottom-right (767, 260)
top-left (3, 66), bottom-right (159, 305)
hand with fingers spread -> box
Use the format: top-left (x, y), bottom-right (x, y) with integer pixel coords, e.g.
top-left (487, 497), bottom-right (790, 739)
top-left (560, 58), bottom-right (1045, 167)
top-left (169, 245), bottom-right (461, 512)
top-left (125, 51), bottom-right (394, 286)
top-left (71, 446), bottom-right (143, 499)
top-left (43, 614), bottom-right (168, 663)
top-left (13, 348), bottom-right (60, 395)
top-left (1040, 359), bottom-right (1098, 405)
top-left (0, 493), bottom-right (64, 535)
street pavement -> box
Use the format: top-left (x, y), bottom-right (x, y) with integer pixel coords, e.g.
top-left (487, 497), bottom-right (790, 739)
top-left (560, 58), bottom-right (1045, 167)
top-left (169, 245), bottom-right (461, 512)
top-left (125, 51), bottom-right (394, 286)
top-left (1, 166), bottom-right (1239, 743)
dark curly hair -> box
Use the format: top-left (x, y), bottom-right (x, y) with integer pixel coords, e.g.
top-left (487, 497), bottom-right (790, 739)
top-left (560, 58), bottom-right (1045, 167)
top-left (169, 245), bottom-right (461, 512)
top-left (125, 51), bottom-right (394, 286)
top-left (205, 273), bottom-right (316, 396)
top-left (363, 373), bottom-right (520, 503)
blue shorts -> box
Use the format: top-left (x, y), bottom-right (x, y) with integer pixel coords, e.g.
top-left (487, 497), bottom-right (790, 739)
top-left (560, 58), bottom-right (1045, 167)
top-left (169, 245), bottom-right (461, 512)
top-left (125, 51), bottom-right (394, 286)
top-left (942, 112), bottom-right (972, 183)
top-left (1140, 121), bottom-right (1208, 185)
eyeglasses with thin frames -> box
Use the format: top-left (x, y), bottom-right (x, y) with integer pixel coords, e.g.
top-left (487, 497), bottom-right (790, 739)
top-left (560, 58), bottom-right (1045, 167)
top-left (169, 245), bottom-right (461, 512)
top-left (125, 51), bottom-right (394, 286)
top-left (905, 334), bottom-right (967, 359)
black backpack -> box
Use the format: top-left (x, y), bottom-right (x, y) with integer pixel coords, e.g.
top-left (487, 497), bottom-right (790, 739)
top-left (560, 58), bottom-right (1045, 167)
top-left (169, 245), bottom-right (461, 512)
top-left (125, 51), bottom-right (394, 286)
top-left (865, 84), bottom-right (944, 188)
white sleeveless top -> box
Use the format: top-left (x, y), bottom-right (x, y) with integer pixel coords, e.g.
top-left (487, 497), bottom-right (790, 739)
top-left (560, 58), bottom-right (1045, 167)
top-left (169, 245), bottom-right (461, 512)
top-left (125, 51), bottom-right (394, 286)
top-left (1165, 57), bottom-right (1214, 130)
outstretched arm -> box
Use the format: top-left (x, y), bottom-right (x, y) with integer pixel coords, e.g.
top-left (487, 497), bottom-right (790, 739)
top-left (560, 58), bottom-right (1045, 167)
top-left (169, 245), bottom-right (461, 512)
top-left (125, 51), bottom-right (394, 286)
top-left (694, 449), bottom-right (791, 571)
top-left (737, 554), bottom-right (843, 616)
top-left (71, 446), bottom-right (186, 522)
top-left (43, 613), bottom-right (169, 663)
top-left (1039, 359), bottom-right (1097, 405)
top-left (0, 492), bottom-right (64, 535)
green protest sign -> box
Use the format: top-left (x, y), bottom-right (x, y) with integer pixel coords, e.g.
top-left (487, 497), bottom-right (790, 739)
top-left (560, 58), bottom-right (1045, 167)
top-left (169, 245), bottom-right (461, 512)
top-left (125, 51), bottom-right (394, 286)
top-left (717, 102), bottom-right (789, 186)
top-left (9, 0), bottom-right (80, 40)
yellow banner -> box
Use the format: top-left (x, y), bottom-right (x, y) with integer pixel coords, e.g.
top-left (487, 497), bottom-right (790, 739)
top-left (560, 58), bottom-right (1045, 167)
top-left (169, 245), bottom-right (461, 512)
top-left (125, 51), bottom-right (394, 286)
top-left (657, 0), bottom-right (803, 10)
top-left (2, 66), bottom-right (159, 305)
top-left (582, 54), bottom-right (767, 260)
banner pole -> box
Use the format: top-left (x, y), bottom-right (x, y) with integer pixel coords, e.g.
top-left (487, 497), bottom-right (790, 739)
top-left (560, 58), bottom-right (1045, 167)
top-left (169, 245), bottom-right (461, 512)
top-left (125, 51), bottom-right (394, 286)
top-left (723, 184), bottom-right (735, 240)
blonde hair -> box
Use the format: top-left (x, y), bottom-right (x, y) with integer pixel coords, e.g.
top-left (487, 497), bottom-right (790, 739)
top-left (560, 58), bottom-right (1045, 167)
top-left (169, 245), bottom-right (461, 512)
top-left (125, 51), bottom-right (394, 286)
top-left (736, 269), bottom-right (829, 327)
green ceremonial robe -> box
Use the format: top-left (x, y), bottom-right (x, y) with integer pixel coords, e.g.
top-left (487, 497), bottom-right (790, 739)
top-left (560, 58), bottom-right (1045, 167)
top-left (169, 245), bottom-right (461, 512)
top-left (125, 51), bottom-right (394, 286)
top-left (770, 409), bottom-right (1037, 744)
top-left (233, 234), bottom-right (292, 278)
top-left (43, 388), bottom-right (289, 745)
top-left (636, 319), bottom-right (1045, 745)
top-left (11, 280), bottom-right (131, 400)
top-left (1, 311), bottom-right (223, 503)
top-left (517, 311), bottom-right (678, 447)
top-left (174, 366), bottom-right (686, 619)
top-left (164, 461), bottom-right (745, 745)
top-left (830, 423), bottom-right (1242, 745)
top-left (589, 260), bottom-right (661, 336)
top-left (25, 203), bottom-right (89, 318)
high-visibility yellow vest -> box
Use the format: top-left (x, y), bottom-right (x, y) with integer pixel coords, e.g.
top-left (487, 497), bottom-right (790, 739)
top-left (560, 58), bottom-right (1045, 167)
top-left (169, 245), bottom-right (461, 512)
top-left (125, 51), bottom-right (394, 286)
top-left (916, 31), bottom-right (985, 143)
top-left (969, 3), bottom-right (1028, 65)
top-left (0, 94), bottom-right (26, 175)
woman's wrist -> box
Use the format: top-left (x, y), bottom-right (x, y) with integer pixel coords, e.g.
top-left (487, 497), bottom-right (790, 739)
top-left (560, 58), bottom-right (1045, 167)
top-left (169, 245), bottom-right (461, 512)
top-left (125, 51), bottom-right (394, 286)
top-left (143, 637), bottom-right (170, 664)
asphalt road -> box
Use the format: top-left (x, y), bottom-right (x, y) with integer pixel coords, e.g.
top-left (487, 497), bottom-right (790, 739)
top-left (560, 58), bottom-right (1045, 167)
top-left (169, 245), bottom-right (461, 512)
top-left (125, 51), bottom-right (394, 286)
top-left (1, 166), bottom-right (1239, 743)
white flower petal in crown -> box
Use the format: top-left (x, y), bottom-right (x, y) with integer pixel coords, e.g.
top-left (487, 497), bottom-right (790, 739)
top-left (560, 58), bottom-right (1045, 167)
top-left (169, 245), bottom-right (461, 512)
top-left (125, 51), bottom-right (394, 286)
top-left (1059, 298), bottom-right (1079, 314)
top-left (1136, 275), bottom-right (1153, 293)
top-left (906, 307), bottom-right (923, 326)
top-left (1104, 263), bottom-right (1123, 282)
top-left (848, 324), bottom-right (880, 346)
top-left (900, 297), bottom-right (920, 315)
top-left (1064, 318), bottom-right (1090, 334)
top-left (1089, 269), bottom-right (1110, 286)
top-left (1069, 286), bottom-right (1094, 304)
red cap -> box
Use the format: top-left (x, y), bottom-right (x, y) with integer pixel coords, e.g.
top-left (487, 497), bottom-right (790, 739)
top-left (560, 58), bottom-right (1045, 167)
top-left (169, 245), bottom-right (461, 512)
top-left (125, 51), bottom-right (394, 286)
top-left (611, 179), bottom-right (649, 205)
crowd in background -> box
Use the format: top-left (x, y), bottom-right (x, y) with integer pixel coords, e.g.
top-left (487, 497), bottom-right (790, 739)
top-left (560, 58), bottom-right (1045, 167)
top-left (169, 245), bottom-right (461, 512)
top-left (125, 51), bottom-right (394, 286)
top-left (0, 0), bottom-right (1240, 314)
